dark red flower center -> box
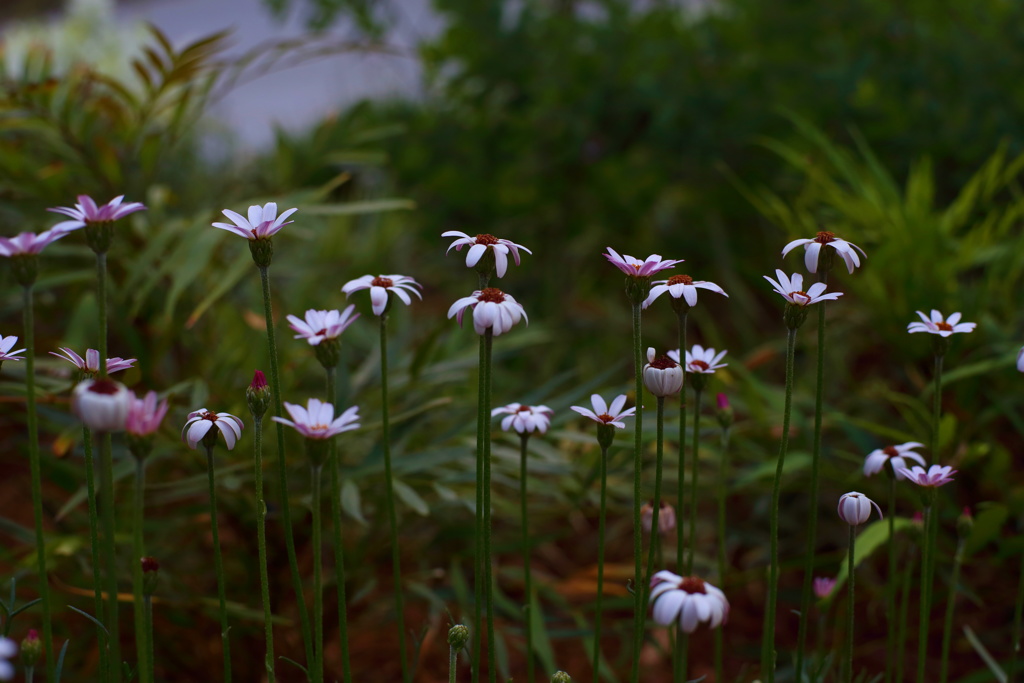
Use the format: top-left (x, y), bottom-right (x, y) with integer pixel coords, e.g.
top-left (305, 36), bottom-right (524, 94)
top-left (679, 576), bottom-right (707, 594)
top-left (650, 355), bottom-right (677, 370)
top-left (89, 379), bottom-right (121, 395)
top-left (883, 446), bottom-right (900, 458)
top-left (475, 234), bottom-right (499, 245)
top-left (690, 360), bottom-right (709, 371)
top-left (141, 556), bottom-right (160, 573)
top-left (516, 405), bottom-right (532, 413)
top-left (814, 231), bottom-right (836, 244)
top-left (202, 412), bottom-right (219, 422)
top-left (667, 274), bottom-right (693, 286)
top-left (372, 276), bottom-right (394, 288)
top-left (597, 413), bottom-right (615, 423)
top-left (935, 322), bottom-right (953, 331)
top-left (478, 287), bottom-right (506, 303)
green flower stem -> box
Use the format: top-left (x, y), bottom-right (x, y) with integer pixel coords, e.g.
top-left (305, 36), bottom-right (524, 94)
top-left (592, 444), bottom-right (609, 683)
top-left (258, 264), bottom-right (314, 671)
top-left (450, 641), bottom-right (458, 683)
top-left (482, 330), bottom-right (496, 683)
top-left (896, 544), bottom-right (917, 683)
top-left (96, 252), bottom-right (108, 374)
top-left (1011, 544), bottom-right (1024, 683)
top-left (762, 327), bottom-right (798, 683)
top-left (629, 301), bottom-right (644, 683)
top-left (917, 494), bottom-right (938, 683)
top-left (378, 315), bottom-right (409, 683)
top-left (472, 331), bottom-right (486, 683)
top-left (204, 443), bottom-right (232, 682)
top-left (311, 464), bottom-right (324, 683)
top-left (675, 629), bottom-right (688, 683)
top-left (131, 457), bottom-right (151, 683)
top-left (844, 525), bottom-right (856, 683)
top-left (931, 354), bottom-right (943, 459)
top-left (252, 415), bottom-right (276, 682)
top-left (939, 537), bottom-right (966, 683)
top-left (22, 285), bottom-right (54, 680)
top-left (886, 473), bottom-right (898, 683)
top-left (519, 433), bottom-right (534, 683)
top-left (99, 431), bottom-right (120, 681)
top-left (144, 595), bottom-right (154, 680)
top-left (676, 311), bottom-right (688, 574)
top-left (795, 289), bottom-right (828, 682)
top-left (641, 398), bottom-right (667, 635)
top-left (81, 426), bottom-right (107, 676)
top-left (714, 424), bottom-right (730, 683)
top-left (685, 388), bottom-right (702, 575)
top-left (324, 365), bottom-right (353, 683)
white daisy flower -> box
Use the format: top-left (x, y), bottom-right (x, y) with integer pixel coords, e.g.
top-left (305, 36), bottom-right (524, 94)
top-left (649, 570), bottom-right (729, 633)
top-left (286, 306), bottom-right (360, 346)
top-left (837, 491), bottom-right (883, 526)
top-left (212, 202), bottom-right (297, 241)
top-left (603, 248), bottom-right (683, 278)
top-left (643, 347), bottom-right (684, 397)
top-left (273, 398), bottom-right (360, 440)
top-left (447, 288), bottom-right (528, 336)
top-left (782, 231), bottom-right (866, 274)
top-left (906, 310), bottom-right (976, 337)
top-left (182, 409), bottom-right (244, 451)
top-left (763, 269), bottom-right (843, 307)
top-left (72, 379), bottom-right (132, 433)
top-left (570, 394), bottom-right (636, 429)
top-left (863, 442), bottom-right (926, 479)
top-left (342, 274), bottom-right (422, 317)
top-left (670, 345), bottom-right (728, 374)
top-left (442, 231), bottom-right (531, 278)
top-left (492, 403), bottom-right (554, 435)
top-left (642, 273), bottom-right (728, 309)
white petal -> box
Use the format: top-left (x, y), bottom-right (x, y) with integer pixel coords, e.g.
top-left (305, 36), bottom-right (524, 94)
top-left (652, 590), bottom-right (685, 627)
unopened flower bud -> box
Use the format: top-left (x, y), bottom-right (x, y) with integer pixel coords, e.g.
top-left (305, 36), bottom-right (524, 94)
top-left (246, 370), bottom-right (272, 419)
top-left (957, 507), bottom-right (974, 538)
top-left (715, 393), bottom-right (734, 430)
top-left (142, 556), bottom-right (160, 596)
top-left (813, 577), bottom-right (836, 600)
top-left (19, 629), bottom-right (39, 667)
top-left (248, 237), bottom-right (274, 268)
top-left (551, 672), bottom-right (572, 683)
top-left (72, 378), bottom-right (131, 433)
top-left (643, 348), bottom-right (683, 397)
top-left (837, 491), bottom-right (882, 526)
top-left (447, 624), bottom-right (469, 650)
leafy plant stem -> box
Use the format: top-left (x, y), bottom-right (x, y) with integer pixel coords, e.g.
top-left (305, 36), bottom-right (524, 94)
top-left (325, 367), bottom-right (352, 683)
top-left (629, 301), bottom-right (644, 683)
top-left (592, 444), bottom-right (609, 683)
top-left (686, 388), bottom-right (701, 575)
top-left (252, 415), bottom-right (276, 682)
top-left (519, 432), bottom-right (534, 683)
top-left (939, 537), bottom-right (965, 683)
top-left (131, 456), bottom-right (150, 683)
top-left (204, 443), bottom-right (232, 682)
top-left (845, 525), bottom-right (856, 683)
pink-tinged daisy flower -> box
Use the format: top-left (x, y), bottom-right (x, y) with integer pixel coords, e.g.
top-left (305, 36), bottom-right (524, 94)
top-left (212, 202), bottom-right (297, 240)
top-left (570, 394), bottom-right (636, 429)
top-left (0, 335), bottom-right (26, 364)
top-left (782, 231), bottom-right (866, 275)
top-left (447, 288), bottom-right (527, 336)
top-left (670, 345), bottom-right (728, 375)
top-left (813, 577), bottom-right (837, 600)
top-left (72, 378), bottom-right (132, 433)
top-left (642, 500), bottom-right (677, 535)
top-left (182, 409), bottom-right (244, 451)
top-left (0, 636), bottom-right (15, 680)
top-left (897, 464), bottom-right (957, 488)
top-left (341, 274), bottom-right (423, 316)
top-left (642, 273), bottom-right (728, 310)
top-left (863, 442), bottom-right (926, 479)
top-left (1018, 346), bottom-right (1024, 373)
top-left (763, 269), bottom-right (843, 307)
top-left (492, 403), bottom-right (554, 435)
top-left (50, 347), bottom-right (136, 376)
top-left (286, 306), bottom-right (359, 346)
top-left (125, 391), bottom-right (169, 437)
top-left (0, 228), bottom-right (71, 257)
top-left (47, 195), bottom-right (146, 232)
top-left (603, 248), bottom-right (683, 278)
top-left (272, 398), bottom-right (360, 440)
top-left (649, 570), bottom-right (729, 633)
top-left (837, 491), bottom-right (883, 526)
top-left (442, 231), bottom-right (531, 278)
top-left (643, 347), bottom-right (683, 397)
top-left (907, 310), bottom-right (976, 337)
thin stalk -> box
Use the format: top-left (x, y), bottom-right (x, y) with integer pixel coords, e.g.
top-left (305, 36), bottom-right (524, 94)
top-left (311, 464), bottom-right (324, 683)
top-left (379, 316), bottom-right (409, 682)
top-left (676, 311), bottom-right (688, 574)
top-left (25, 667), bottom-right (34, 683)
top-left (917, 496), bottom-right (938, 683)
top-left (258, 265), bottom-right (314, 672)
top-left (714, 425), bottom-right (730, 683)
top-left (22, 285), bottom-right (54, 680)
top-left (931, 354), bottom-right (943, 459)
top-left (939, 538), bottom-right (965, 683)
top-left (144, 595), bottom-right (154, 681)
top-left (519, 433), bottom-right (534, 683)
top-left (205, 444), bottom-right (232, 682)
top-left (762, 327), bottom-right (798, 683)
top-left (1011, 544), bottom-right (1024, 683)
top-left (82, 427), bottom-right (107, 677)
top-left (685, 388), bottom-right (702, 575)
top-left (676, 629), bottom-right (688, 683)
top-left (96, 252), bottom-right (108, 373)
top-left (592, 445), bottom-right (609, 683)
top-left (131, 457), bottom-right (150, 683)
top-left (325, 368), bottom-right (352, 683)
top-left (886, 474), bottom-right (897, 683)
top-left (629, 301), bottom-right (644, 683)
top-left (252, 416), bottom-right (276, 682)
top-left (795, 289), bottom-right (828, 682)
top-left (641, 398), bottom-right (667, 638)
top-left (845, 525), bottom-right (856, 683)
top-left (472, 332), bottom-right (486, 683)
top-left (482, 331), bottom-right (496, 683)
top-left (450, 642), bottom-right (458, 683)
top-left (99, 431), bottom-right (120, 680)
top-left (896, 544), bottom-right (917, 683)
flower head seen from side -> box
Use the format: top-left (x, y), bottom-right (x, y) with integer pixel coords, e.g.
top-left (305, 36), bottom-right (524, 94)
top-left (813, 577), bottom-right (837, 600)
top-left (570, 394), bottom-right (636, 429)
top-left (0, 636), bottom-right (15, 680)
top-left (0, 335), bottom-right (26, 366)
top-left (272, 398), bottom-right (360, 440)
top-left (492, 403), bottom-right (554, 435)
top-left (447, 288), bottom-right (527, 337)
top-left (342, 274), bottom-right (423, 317)
top-left (603, 248), bottom-right (683, 278)
top-left (673, 345), bottom-right (728, 375)
top-left (1018, 346), bottom-right (1024, 373)
top-left (906, 310), bottom-right (976, 337)
top-left (50, 347), bottom-right (136, 378)
top-left (125, 391), bottom-right (170, 437)
top-left (863, 442), bottom-right (926, 479)
top-left (212, 202), bottom-right (297, 241)
top-left (764, 269), bottom-right (843, 307)
top-left (897, 464), bottom-right (957, 488)
top-left (0, 229), bottom-right (71, 257)
top-left (287, 306), bottom-right (360, 347)
top-left (182, 409), bottom-right (244, 451)
top-left (442, 231), bottom-right (531, 279)
top-left (782, 231), bottom-right (866, 275)
top-left (642, 500), bottom-right (677, 535)
top-left (837, 491), bottom-right (883, 526)
top-left (642, 273), bottom-right (728, 310)
top-left (649, 570), bottom-right (729, 633)
top-left (72, 378), bottom-right (132, 433)
top-left (643, 347), bottom-right (683, 397)
top-left (47, 195), bottom-right (146, 232)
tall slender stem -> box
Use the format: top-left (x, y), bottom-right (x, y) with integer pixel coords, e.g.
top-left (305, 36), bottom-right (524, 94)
top-left (931, 354), bottom-right (943, 459)
top-left (796, 290), bottom-right (828, 681)
top-left (131, 457), bottom-right (150, 683)
top-left (22, 285), bottom-right (54, 680)
top-left (325, 368), bottom-right (352, 683)
top-left (252, 415), bottom-right (276, 682)
top-left (844, 525), bottom-right (856, 683)
top-left (472, 331), bottom-right (486, 683)
top-left (99, 431), bottom-right (120, 680)
top-left (82, 426), bottom-right (108, 678)
top-left (258, 265), bottom-right (314, 671)
top-left (917, 497), bottom-right (938, 683)
top-left (592, 445), bottom-right (609, 683)
top-left (641, 398), bottom-right (667, 628)
top-left (629, 301), bottom-right (644, 683)
top-left (676, 312), bottom-right (688, 574)
top-left (676, 629), bottom-right (688, 683)
top-left (519, 433), bottom-right (534, 683)
top-left (96, 252), bottom-right (108, 374)
top-left (205, 444), bottom-right (232, 682)
top-left (450, 642), bottom-right (458, 683)
top-left (886, 474), bottom-right (897, 683)
top-left (379, 316), bottom-right (409, 682)
top-left (1011, 541), bottom-right (1024, 683)
top-left (939, 538), bottom-right (965, 683)
top-left (311, 464), bottom-right (323, 683)
top-left (482, 331), bottom-right (496, 683)
top-left (685, 389), bottom-right (701, 575)
top-left (714, 424), bottom-right (730, 683)
top-left (144, 595), bottom-right (154, 680)
top-left (762, 327), bottom-right (798, 683)
top-left (896, 544), bottom-right (916, 683)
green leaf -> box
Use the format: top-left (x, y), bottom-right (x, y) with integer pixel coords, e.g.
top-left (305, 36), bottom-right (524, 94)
top-left (340, 479), bottom-right (367, 525)
top-left (67, 605), bottom-right (110, 638)
top-left (527, 588), bottom-right (556, 675)
top-left (54, 640), bottom-right (70, 683)
top-left (833, 518), bottom-right (913, 593)
top-left (392, 480), bottom-right (429, 516)
top-left (964, 503), bottom-right (1008, 557)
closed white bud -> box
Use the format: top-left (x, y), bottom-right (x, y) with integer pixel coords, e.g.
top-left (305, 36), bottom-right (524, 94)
top-left (837, 491), bottom-right (882, 526)
top-left (643, 347), bottom-right (683, 397)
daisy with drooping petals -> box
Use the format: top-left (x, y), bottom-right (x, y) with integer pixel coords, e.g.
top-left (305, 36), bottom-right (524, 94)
top-left (125, 391), bottom-right (169, 437)
top-left (492, 403), bottom-right (553, 435)
top-left (649, 570), bottom-right (729, 633)
top-left (0, 229), bottom-right (71, 257)
top-left (907, 310), bottom-right (976, 337)
top-left (782, 231), bottom-right (866, 274)
top-left (447, 288), bottom-right (527, 336)
top-left (897, 464), bottom-right (957, 488)
top-left (273, 398), bottom-right (360, 440)
top-left (604, 248), bottom-right (683, 279)
top-left (837, 491), bottom-right (883, 526)
top-left (642, 274), bottom-right (728, 310)
top-left (212, 202), bottom-right (298, 241)
top-left (571, 394), bottom-right (636, 429)
top-left (182, 409), bottom-right (244, 451)
top-left (342, 274), bottom-right (423, 317)
top-left (863, 442), bottom-right (926, 479)
top-left (0, 335), bottom-right (25, 366)
top-left (72, 378), bottom-right (132, 433)
top-left (287, 306), bottom-right (360, 346)
top-left (642, 348), bottom-right (683, 397)
top-left (442, 231), bottom-right (531, 279)
top-left (51, 347), bottom-right (136, 377)
top-left (47, 195), bottom-right (146, 232)
top-left (764, 269), bottom-right (843, 307)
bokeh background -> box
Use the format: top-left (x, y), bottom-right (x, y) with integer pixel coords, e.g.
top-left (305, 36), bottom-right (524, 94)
top-left (2, 0), bottom-right (1023, 680)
